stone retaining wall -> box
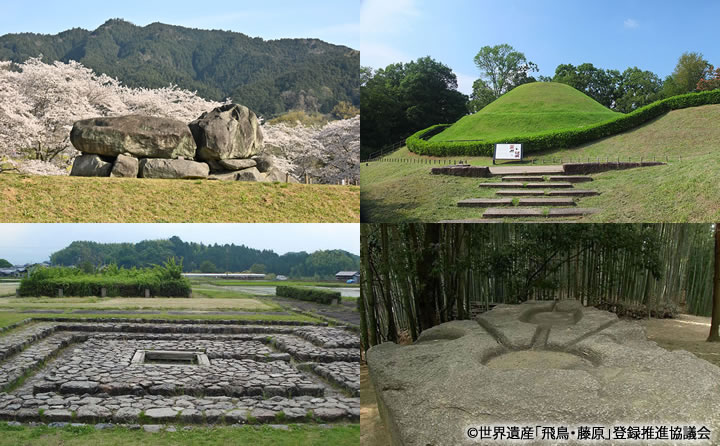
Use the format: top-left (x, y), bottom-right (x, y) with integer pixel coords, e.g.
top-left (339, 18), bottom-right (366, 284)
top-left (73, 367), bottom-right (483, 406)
top-left (562, 161), bottom-right (665, 174)
top-left (430, 165), bottom-right (490, 177)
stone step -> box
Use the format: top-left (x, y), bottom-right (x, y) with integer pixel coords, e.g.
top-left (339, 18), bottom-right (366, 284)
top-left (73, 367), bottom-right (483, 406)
top-left (482, 207), bottom-right (600, 218)
top-left (501, 176), bottom-right (545, 182)
top-left (496, 189), bottom-right (600, 197)
top-left (547, 175), bottom-right (593, 183)
top-left (501, 175), bottom-right (593, 183)
top-left (479, 182), bottom-right (574, 189)
top-left (458, 198), bottom-right (576, 207)
top-left (547, 189), bottom-right (599, 197)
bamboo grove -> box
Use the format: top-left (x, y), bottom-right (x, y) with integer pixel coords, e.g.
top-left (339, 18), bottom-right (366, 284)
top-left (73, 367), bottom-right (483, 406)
top-left (359, 224), bottom-right (716, 351)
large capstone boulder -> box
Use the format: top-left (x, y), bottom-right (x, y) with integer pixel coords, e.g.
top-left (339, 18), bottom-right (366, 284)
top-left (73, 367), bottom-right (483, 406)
top-left (367, 300), bottom-right (720, 446)
top-left (70, 154), bottom-right (113, 177)
top-left (189, 104), bottom-right (263, 161)
top-left (110, 154), bottom-right (139, 178)
top-left (70, 115), bottom-right (196, 159)
top-left (139, 159), bottom-right (209, 179)
top-left (218, 158), bottom-right (257, 171)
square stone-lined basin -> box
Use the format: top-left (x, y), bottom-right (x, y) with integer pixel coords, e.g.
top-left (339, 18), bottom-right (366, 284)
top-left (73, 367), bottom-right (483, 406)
top-left (131, 350), bottom-right (210, 366)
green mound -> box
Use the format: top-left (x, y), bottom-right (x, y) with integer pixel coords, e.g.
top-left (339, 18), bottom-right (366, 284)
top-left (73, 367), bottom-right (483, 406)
top-left (431, 82), bottom-right (620, 142)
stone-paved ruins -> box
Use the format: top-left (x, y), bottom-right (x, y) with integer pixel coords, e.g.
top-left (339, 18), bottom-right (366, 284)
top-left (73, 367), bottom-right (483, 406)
top-left (368, 300), bottom-right (720, 445)
top-left (0, 319), bottom-right (359, 427)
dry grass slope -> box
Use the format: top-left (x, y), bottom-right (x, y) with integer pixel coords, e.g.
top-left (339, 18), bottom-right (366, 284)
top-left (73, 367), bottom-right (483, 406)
top-left (0, 174), bottom-right (359, 222)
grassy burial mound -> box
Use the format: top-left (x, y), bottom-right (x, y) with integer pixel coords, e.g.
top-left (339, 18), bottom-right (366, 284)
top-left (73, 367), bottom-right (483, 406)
top-left (17, 260), bottom-right (191, 297)
top-left (408, 83), bottom-right (720, 156)
top-left (432, 82), bottom-right (619, 142)
top-left (276, 285), bottom-right (342, 305)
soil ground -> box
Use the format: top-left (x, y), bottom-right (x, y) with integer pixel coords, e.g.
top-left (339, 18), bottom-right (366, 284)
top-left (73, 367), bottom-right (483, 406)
top-left (360, 314), bottom-right (720, 445)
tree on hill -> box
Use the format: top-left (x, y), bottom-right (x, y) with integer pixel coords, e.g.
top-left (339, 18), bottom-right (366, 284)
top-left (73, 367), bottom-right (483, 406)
top-left (199, 260), bottom-right (218, 273)
top-left (663, 52), bottom-right (710, 96)
top-left (697, 65), bottom-right (720, 91)
top-left (552, 63), bottom-right (620, 109)
top-left (615, 67), bottom-right (663, 113)
top-left (471, 44), bottom-right (538, 109)
top-left (360, 57), bottom-right (467, 152)
top-left (0, 259), bottom-right (12, 268)
top-left (331, 101), bottom-right (360, 119)
top-left (249, 263), bottom-right (267, 274)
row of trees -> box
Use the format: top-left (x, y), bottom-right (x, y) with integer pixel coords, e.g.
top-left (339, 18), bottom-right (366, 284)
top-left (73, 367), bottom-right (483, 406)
top-left (471, 45), bottom-right (718, 113)
top-left (361, 45), bottom-right (720, 155)
top-left (359, 224), bottom-right (719, 350)
top-left (50, 237), bottom-right (360, 279)
top-left (0, 58), bottom-right (359, 184)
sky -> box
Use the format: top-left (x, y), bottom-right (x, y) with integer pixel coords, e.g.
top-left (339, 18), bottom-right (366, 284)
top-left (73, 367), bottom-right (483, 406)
top-left (0, 0), bottom-right (359, 48)
top-left (0, 224), bottom-right (360, 265)
top-left (361, 0), bottom-right (720, 94)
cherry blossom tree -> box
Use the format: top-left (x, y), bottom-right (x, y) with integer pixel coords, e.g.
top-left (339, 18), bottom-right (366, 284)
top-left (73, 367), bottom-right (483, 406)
top-left (262, 116), bottom-right (359, 184)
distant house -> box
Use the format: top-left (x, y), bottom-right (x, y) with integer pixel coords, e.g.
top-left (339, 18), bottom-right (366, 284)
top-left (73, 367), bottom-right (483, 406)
top-left (276, 275), bottom-right (288, 281)
top-left (182, 273), bottom-right (266, 280)
top-left (335, 271), bottom-right (360, 283)
top-left (0, 266), bottom-right (27, 277)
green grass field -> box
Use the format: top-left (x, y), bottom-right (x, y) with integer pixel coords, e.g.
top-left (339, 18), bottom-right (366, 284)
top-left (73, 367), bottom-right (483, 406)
top-left (430, 82), bottom-right (619, 142)
top-left (362, 104), bottom-right (720, 222)
top-left (0, 422), bottom-right (359, 446)
top-left (0, 174), bottom-right (359, 222)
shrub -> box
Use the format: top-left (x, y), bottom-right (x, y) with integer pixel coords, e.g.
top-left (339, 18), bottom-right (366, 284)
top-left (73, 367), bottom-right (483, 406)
top-left (276, 285), bottom-right (341, 305)
top-left (18, 258), bottom-right (191, 297)
top-left (406, 90), bottom-right (720, 156)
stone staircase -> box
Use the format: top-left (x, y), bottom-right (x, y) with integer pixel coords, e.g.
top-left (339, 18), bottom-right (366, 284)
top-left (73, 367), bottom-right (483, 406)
top-left (458, 172), bottom-right (600, 219)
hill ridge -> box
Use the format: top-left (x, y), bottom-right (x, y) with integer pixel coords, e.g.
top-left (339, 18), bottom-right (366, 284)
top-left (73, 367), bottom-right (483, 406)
top-left (0, 19), bottom-right (359, 117)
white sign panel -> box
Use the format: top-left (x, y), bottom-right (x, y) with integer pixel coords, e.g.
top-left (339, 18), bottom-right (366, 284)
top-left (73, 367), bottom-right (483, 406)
top-left (494, 143), bottom-right (523, 161)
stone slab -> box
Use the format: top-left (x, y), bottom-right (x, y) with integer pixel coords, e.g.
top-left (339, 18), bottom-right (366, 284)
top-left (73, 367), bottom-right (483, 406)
top-left (501, 175), bottom-right (544, 181)
top-left (458, 198), bottom-right (576, 207)
top-left (495, 189), bottom-right (600, 197)
top-left (483, 207), bottom-right (599, 218)
top-left (494, 189), bottom-right (545, 196)
top-left (457, 198), bottom-right (513, 207)
top-left (479, 182), bottom-right (573, 189)
top-left (518, 198), bottom-right (576, 206)
top-left (547, 189), bottom-right (600, 197)
top-left (367, 301), bottom-right (720, 446)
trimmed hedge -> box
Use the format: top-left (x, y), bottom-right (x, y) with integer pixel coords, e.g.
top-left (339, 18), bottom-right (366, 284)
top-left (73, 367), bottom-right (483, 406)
top-left (18, 262), bottom-right (191, 297)
top-left (276, 285), bottom-right (341, 305)
top-left (407, 90), bottom-right (720, 156)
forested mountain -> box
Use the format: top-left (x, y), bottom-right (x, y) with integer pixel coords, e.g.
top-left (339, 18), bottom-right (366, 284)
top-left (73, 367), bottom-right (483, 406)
top-left (0, 19), bottom-right (359, 117)
top-left (50, 237), bottom-right (360, 279)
